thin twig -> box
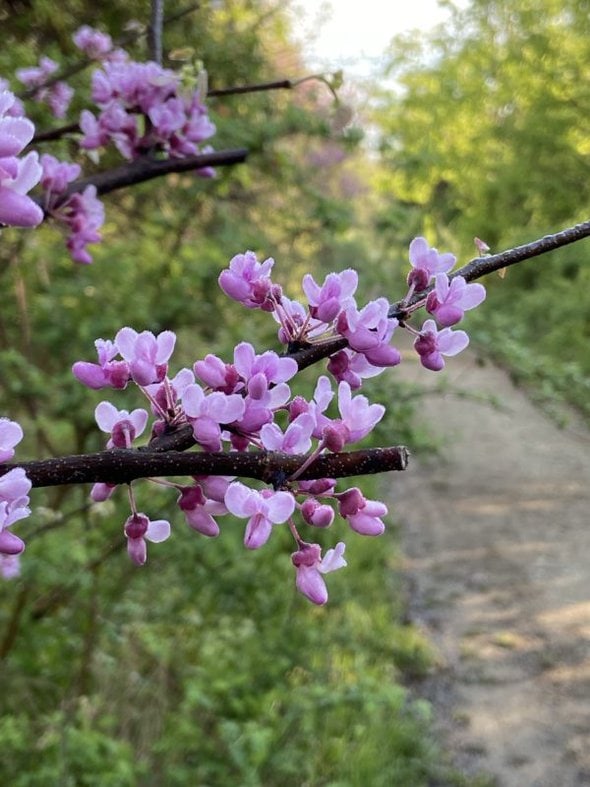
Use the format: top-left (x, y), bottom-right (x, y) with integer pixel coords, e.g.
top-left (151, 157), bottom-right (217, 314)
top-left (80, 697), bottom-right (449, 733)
top-left (148, 0), bottom-right (165, 64)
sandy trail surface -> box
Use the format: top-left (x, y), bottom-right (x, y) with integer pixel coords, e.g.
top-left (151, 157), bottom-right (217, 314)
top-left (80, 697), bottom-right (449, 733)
top-left (393, 347), bottom-right (590, 786)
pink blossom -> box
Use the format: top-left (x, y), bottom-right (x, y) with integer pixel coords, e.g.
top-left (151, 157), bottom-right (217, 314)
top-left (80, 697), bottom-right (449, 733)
top-left (327, 349), bottom-right (384, 390)
top-left (16, 57), bottom-right (73, 118)
top-left (336, 298), bottom-right (401, 367)
top-left (177, 478), bottom-right (232, 537)
top-left (115, 327), bottom-right (176, 386)
top-left (73, 25), bottom-right (113, 59)
top-left (72, 338), bottom-right (130, 389)
top-left (60, 185), bottom-right (104, 263)
top-left (0, 152), bottom-right (43, 227)
top-left (40, 154), bottom-right (81, 196)
top-left (124, 512), bottom-right (171, 565)
top-left (90, 482), bottom-right (116, 502)
top-left (94, 401), bottom-right (148, 448)
top-left (194, 354), bottom-right (240, 394)
top-left (0, 467), bottom-right (32, 556)
top-left (181, 383), bottom-right (245, 451)
top-left (426, 274), bottom-right (486, 326)
top-left (300, 498), bottom-right (335, 528)
top-left (334, 381), bottom-right (385, 444)
top-left (291, 541), bottom-right (347, 605)
top-left (414, 318), bottom-right (469, 371)
top-left (0, 418), bottom-right (24, 463)
top-left (302, 269), bottom-right (358, 323)
top-left (218, 251), bottom-right (279, 310)
top-left (224, 482), bottom-right (295, 549)
top-left (407, 236), bottom-right (456, 290)
top-left (338, 488), bottom-right (387, 536)
top-left (260, 413), bottom-right (315, 454)
top-left (0, 91), bottom-right (35, 157)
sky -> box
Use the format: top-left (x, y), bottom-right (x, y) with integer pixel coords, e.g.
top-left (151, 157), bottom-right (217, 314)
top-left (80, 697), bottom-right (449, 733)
top-left (288, 0), bottom-right (463, 79)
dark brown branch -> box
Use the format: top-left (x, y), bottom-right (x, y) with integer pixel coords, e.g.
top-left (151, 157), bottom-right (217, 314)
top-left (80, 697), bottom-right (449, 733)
top-left (208, 79), bottom-right (295, 97)
top-left (31, 148), bottom-right (248, 210)
top-left (1, 446), bottom-right (409, 489)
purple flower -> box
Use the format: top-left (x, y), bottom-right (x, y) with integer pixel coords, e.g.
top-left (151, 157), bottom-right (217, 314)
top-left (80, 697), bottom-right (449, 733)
top-left (0, 91), bottom-right (35, 157)
top-left (72, 338), bottom-right (130, 390)
top-left (181, 383), bottom-right (245, 451)
top-left (300, 499), bottom-right (335, 528)
top-left (407, 236), bottom-right (456, 290)
top-left (335, 381), bottom-right (385, 443)
top-left (291, 541), bottom-right (347, 605)
top-left (426, 274), bottom-right (486, 326)
top-left (327, 349), bottom-right (384, 390)
top-left (414, 318), bottom-right (469, 371)
top-left (94, 401), bottom-right (148, 448)
top-left (58, 185), bottom-right (104, 263)
top-left (194, 354), bottom-right (240, 394)
top-left (0, 152), bottom-right (43, 228)
top-left (16, 57), bottom-right (73, 118)
top-left (124, 512), bottom-right (171, 566)
top-left (224, 482), bottom-right (295, 549)
top-left (40, 154), bottom-right (81, 196)
top-left (336, 298), bottom-right (401, 367)
top-left (260, 413), bottom-right (315, 454)
top-left (338, 488), bottom-right (387, 536)
top-left (115, 327), bottom-right (176, 386)
top-left (218, 251), bottom-right (279, 310)
top-left (0, 418), bottom-right (24, 463)
top-left (177, 478), bottom-right (232, 538)
top-left (302, 269), bottom-right (358, 323)
top-left (0, 467), bottom-right (32, 556)
top-left (72, 25), bottom-right (113, 59)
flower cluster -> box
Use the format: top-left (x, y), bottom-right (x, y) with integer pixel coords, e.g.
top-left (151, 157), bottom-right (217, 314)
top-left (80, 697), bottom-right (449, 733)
top-left (65, 240), bottom-right (485, 603)
top-left (0, 24), bottom-right (216, 261)
top-left (0, 419), bottom-right (32, 579)
top-left (0, 90), bottom-right (43, 228)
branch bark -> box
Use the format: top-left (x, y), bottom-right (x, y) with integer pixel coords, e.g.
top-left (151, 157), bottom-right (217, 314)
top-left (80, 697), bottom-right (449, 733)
top-left (0, 446), bottom-right (409, 489)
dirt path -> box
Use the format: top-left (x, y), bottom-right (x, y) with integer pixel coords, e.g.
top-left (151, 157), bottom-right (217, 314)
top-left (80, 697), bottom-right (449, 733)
top-left (392, 346), bottom-right (590, 786)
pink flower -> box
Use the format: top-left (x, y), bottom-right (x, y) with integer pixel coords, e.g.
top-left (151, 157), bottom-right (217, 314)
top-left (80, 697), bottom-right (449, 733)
top-left (426, 274), bottom-right (486, 326)
top-left (16, 57), bottom-right (73, 118)
top-left (72, 338), bottom-right (130, 390)
top-left (300, 499), bottom-right (335, 528)
top-left (260, 413), bottom-right (315, 454)
top-left (0, 152), bottom-right (44, 228)
top-left (302, 269), bottom-right (358, 323)
top-left (0, 554), bottom-right (21, 579)
top-left (291, 541), bottom-right (347, 605)
top-left (336, 298), bottom-right (401, 367)
top-left (0, 418), bottom-right (24, 463)
top-left (218, 251), bottom-right (279, 310)
top-left (124, 512), bottom-right (170, 566)
top-left (61, 185), bottom-right (104, 264)
top-left (224, 482), bottom-right (295, 549)
top-left (327, 349), bottom-right (384, 390)
top-left (338, 488), bottom-right (387, 536)
top-left (407, 236), bottom-right (456, 290)
top-left (0, 91), bottom-right (35, 157)
top-left (94, 401), bottom-right (148, 448)
top-left (0, 467), bottom-right (32, 556)
top-left (414, 318), bottom-right (469, 371)
top-left (177, 477), bottom-right (232, 538)
top-left (73, 25), bottom-right (113, 59)
top-left (181, 383), bottom-right (245, 451)
top-left (115, 327), bottom-right (176, 386)
top-left (40, 154), bottom-right (81, 196)
top-left (334, 381), bottom-right (385, 444)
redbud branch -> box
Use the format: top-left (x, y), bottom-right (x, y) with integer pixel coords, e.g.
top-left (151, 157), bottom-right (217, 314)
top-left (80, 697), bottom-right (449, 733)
top-left (389, 219), bottom-right (590, 319)
top-left (0, 446), bottom-right (409, 489)
top-left (32, 148), bottom-right (249, 211)
top-left (289, 219), bottom-right (590, 370)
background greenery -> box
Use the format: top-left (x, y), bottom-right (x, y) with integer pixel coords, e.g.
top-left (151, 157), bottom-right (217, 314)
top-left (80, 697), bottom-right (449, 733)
top-left (0, 0), bottom-right (588, 783)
